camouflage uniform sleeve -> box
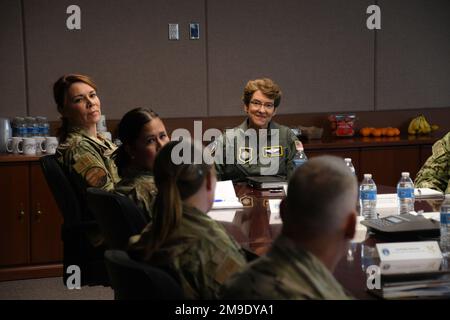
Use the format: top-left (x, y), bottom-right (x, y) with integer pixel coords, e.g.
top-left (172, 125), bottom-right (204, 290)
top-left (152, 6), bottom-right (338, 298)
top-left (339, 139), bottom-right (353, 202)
top-left (176, 237), bottom-right (246, 299)
top-left (415, 132), bottom-right (450, 193)
top-left (67, 140), bottom-right (117, 191)
top-left (285, 129), bottom-right (300, 180)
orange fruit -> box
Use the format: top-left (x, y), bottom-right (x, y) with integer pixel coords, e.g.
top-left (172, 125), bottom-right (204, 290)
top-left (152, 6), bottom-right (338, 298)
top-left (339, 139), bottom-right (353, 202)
top-left (372, 129), bottom-right (382, 137)
top-left (381, 128), bottom-right (389, 136)
top-left (360, 127), bottom-right (371, 137)
top-left (386, 128), bottom-right (396, 137)
top-left (394, 128), bottom-right (400, 136)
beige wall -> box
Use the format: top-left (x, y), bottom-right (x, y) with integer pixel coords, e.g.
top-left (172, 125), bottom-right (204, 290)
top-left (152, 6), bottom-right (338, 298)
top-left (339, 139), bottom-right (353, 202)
top-left (0, 0), bottom-right (449, 122)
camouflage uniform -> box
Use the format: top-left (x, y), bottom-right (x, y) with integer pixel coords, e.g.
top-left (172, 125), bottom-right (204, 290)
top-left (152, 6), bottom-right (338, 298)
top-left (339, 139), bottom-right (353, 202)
top-left (415, 132), bottom-right (450, 194)
top-left (115, 168), bottom-right (156, 221)
top-left (220, 235), bottom-right (352, 300)
top-left (56, 127), bottom-right (120, 192)
top-left (56, 128), bottom-right (121, 246)
top-left (143, 205), bottom-right (247, 300)
top-left (213, 120), bottom-right (299, 181)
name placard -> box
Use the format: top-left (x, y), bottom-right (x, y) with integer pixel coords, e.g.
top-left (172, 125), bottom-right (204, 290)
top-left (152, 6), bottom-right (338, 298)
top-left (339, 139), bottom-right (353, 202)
top-left (376, 241), bottom-right (442, 262)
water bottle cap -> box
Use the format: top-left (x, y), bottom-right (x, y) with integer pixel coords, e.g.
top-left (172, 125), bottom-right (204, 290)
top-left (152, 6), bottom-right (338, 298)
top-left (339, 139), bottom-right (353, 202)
top-left (344, 158), bottom-right (351, 162)
top-left (363, 173), bottom-right (372, 179)
top-left (401, 172), bottom-right (410, 177)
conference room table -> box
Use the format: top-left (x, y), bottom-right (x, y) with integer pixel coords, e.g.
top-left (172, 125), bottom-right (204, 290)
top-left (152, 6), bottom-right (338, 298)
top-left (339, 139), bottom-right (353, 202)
top-left (213, 183), bottom-right (447, 300)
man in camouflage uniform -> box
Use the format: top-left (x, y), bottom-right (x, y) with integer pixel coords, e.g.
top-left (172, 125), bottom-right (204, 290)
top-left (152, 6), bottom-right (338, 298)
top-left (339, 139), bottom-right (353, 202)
top-left (114, 168), bottom-right (157, 221)
top-left (220, 156), bottom-right (358, 299)
top-left (213, 78), bottom-right (300, 181)
top-left (143, 204), bottom-right (247, 300)
top-left (415, 131), bottom-right (450, 194)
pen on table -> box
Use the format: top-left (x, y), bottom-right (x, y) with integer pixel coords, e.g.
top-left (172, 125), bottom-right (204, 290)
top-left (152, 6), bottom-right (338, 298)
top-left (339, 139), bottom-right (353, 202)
top-left (214, 199), bottom-right (225, 202)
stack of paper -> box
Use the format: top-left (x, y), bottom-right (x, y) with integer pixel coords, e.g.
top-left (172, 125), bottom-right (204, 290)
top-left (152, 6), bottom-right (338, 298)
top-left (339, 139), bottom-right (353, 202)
top-left (376, 194), bottom-right (399, 218)
top-left (414, 188), bottom-right (444, 199)
top-left (212, 180), bottom-right (243, 209)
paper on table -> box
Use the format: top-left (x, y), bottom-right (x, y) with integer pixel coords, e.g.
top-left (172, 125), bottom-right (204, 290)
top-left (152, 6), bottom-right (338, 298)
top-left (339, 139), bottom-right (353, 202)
top-left (410, 211), bottom-right (440, 222)
top-left (415, 188), bottom-right (444, 199)
top-left (207, 209), bottom-right (237, 222)
top-left (212, 180), bottom-right (243, 209)
top-left (352, 216), bottom-right (368, 243)
top-left (376, 193), bottom-right (399, 218)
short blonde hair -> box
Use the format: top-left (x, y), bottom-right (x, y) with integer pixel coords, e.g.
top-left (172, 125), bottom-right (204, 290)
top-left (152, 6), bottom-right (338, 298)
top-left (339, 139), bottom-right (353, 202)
top-left (242, 78), bottom-right (282, 107)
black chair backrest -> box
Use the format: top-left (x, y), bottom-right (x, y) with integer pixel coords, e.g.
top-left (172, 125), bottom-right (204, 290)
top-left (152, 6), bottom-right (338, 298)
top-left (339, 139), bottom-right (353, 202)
top-left (86, 188), bottom-right (149, 250)
top-left (40, 154), bottom-right (109, 287)
top-left (104, 250), bottom-right (184, 300)
top-left (40, 154), bottom-right (83, 226)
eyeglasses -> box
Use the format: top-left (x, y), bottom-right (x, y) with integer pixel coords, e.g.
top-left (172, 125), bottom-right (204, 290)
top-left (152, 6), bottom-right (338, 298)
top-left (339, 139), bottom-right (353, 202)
top-left (250, 99), bottom-right (275, 110)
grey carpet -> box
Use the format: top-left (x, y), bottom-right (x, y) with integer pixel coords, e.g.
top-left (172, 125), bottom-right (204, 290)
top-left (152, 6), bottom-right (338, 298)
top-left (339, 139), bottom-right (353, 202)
top-left (0, 277), bottom-right (114, 300)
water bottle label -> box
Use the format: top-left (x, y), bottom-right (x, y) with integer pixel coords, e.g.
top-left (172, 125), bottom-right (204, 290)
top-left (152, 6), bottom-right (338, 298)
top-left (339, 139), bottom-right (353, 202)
top-left (397, 188), bottom-right (414, 199)
top-left (18, 127), bottom-right (27, 137)
top-left (360, 190), bottom-right (376, 201)
top-left (441, 212), bottom-right (449, 225)
top-left (293, 159), bottom-right (307, 168)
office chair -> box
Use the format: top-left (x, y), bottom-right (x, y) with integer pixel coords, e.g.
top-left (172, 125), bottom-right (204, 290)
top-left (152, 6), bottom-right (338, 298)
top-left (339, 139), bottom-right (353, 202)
top-left (86, 188), bottom-right (149, 250)
top-left (104, 250), bottom-right (184, 300)
top-left (40, 155), bottom-right (109, 286)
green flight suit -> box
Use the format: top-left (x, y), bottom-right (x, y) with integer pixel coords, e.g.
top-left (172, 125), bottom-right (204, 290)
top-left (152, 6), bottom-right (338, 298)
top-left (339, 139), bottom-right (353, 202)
top-left (115, 168), bottom-right (156, 222)
top-left (220, 235), bottom-right (352, 300)
top-left (213, 120), bottom-right (299, 181)
top-left (142, 205), bottom-right (247, 300)
top-left (415, 131), bottom-right (450, 194)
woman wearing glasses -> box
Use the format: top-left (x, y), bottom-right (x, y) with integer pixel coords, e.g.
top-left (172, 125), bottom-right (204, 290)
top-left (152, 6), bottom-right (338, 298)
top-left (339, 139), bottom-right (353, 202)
top-left (213, 78), bottom-right (300, 181)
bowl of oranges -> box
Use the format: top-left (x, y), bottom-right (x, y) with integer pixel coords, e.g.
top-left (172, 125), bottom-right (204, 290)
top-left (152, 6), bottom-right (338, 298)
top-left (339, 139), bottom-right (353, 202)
top-left (359, 127), bottom-right (400, 137)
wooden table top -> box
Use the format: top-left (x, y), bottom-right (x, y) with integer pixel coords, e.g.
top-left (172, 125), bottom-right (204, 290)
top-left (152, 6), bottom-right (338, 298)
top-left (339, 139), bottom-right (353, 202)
top-left (218, 183), bottom-right (446, 300)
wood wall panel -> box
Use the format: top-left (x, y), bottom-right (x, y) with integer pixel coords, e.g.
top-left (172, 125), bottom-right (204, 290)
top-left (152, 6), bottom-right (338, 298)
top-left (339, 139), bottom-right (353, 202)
top-left (359, 146), bottom-right (421, 187)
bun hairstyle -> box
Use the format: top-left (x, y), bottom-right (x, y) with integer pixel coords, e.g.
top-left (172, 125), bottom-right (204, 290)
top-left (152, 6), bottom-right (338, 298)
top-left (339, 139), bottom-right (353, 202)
top-left (53, 74), bottom-right (98, 142)
top-left (145, 140), bottom-right (212, 258)
top-left (115, 107), bottom-right (159, 175)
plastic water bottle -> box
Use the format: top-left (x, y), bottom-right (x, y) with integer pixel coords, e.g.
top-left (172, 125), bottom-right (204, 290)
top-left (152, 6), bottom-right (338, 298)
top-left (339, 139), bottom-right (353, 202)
top-left (440, 194), bottom-right (450, 257)
top-left (397, 172), bottom-right (415, 215)
top-left (360, 173), bottom-right (377, 219)
top-left (36, 116), bottom-right (50, 136)
top-left (14, 117), bottom-right (27, 137)
top-left (292, 141), bottom-right (308, 169)
top-left (25, 116), bottom-right (39, 137)
top-left (344, 158), bottom-right (356, 175)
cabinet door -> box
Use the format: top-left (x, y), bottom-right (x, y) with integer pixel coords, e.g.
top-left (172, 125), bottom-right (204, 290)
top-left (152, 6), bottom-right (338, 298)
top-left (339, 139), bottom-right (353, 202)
top-left (360, 146), bottom-right (421, 187)
top-left (0, 163), bottom-right (29, 266)
top-left (30, 163), bottom-right (63, 264)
